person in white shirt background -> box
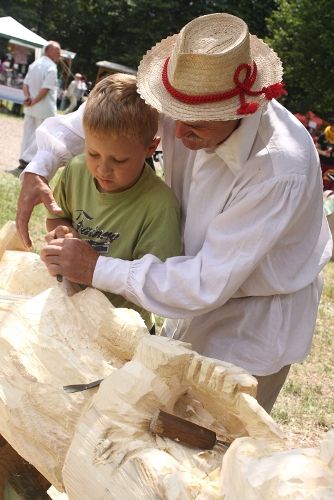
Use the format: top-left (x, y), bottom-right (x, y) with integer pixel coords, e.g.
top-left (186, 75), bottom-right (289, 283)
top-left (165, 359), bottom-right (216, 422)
top-left (63, 72), bottom-right (87, 114)
top-left (16, 13), bottom-right (332, 413)
top-left (18, 41), bottom-right (61, 170)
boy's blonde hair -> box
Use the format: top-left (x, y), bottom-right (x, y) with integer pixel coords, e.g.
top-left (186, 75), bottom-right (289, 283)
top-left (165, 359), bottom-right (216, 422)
top-left (83, 73), bottom-right (158, 147)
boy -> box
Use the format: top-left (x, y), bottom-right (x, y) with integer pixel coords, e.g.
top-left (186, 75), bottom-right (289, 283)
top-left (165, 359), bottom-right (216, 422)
top-left (45, 73), bottom-right (181, 333)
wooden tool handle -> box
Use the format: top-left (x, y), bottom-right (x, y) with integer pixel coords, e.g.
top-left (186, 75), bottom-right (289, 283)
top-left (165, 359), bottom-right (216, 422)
top-left (150, 409), bottom-right (217, 449)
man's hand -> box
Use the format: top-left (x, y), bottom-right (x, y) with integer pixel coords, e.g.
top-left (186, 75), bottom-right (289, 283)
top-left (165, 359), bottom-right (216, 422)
top-left (16, 172), bottom-right (63, 248)
top-left (23, 97), bottom-right (32, 106)
top-left (41, 238), bottom-right (99, 286)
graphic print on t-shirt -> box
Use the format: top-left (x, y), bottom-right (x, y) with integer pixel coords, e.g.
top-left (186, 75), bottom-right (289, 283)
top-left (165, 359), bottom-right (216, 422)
top-left (73, 209), bottom-right (120, 254)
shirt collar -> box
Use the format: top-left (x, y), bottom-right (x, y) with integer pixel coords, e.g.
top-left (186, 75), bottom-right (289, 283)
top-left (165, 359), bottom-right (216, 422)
top-left (213, 107), bottom-right (263, 176)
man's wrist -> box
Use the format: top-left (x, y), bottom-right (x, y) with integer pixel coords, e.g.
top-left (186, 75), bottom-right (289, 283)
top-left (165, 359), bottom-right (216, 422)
top-left (23, 150), bottom-right (61, 182)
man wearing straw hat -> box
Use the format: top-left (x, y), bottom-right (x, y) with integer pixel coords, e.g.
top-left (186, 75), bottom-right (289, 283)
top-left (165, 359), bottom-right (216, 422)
top-left (16, 13), bottom-right (332, 412)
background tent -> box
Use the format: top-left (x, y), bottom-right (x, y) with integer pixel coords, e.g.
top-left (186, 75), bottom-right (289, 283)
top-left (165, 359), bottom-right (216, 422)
top-left (0, 16), bottom-right (47, 48)
top-left (0, 16), bottom-right (76, 63)
top-left (95, 60), bottom-right (136, 83)
top-left (0, 16), bottom-right (76, 106)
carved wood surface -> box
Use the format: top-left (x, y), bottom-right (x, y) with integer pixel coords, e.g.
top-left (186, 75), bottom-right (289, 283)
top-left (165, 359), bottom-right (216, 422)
top-left (2, 222), bottom-right (332, 499)
top-left (0, 245), bottom-right (280, 497)
top-left (220, 431), bottom-right (334, 498)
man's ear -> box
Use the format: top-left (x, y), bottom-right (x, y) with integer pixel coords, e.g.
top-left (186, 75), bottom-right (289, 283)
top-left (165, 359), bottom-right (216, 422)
top-left (146, 136), bottom-right (161, 156)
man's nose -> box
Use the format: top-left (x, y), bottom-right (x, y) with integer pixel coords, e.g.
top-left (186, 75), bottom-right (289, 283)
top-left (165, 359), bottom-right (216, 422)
top-left (175, 121), bottom-right (191, 138)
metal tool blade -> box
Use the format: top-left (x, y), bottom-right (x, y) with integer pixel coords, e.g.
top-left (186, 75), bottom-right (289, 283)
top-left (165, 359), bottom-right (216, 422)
top-left (63, 378), bottom-right (103, 393)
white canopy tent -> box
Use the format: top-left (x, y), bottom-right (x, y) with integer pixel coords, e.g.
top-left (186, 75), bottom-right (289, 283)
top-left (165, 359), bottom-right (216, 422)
top-left (0, 16), bottom-right (76, 105)
top-left (0, 16), bottom-right (47, 49)
top-left (0, 17), bottom-right (76, 60)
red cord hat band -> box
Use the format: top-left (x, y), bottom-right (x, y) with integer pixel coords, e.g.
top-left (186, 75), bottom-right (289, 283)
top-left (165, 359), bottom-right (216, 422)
top-left (162, 57), bottom-right (286, 115)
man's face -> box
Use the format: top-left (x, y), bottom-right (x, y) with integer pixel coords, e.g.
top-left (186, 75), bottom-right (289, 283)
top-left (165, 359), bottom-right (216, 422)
top-left (84, 129), bottom-right (158, 193)
top-left (47, 45), bottom-right (61, 64)
top-left (174, 119), bottom-right (240, 150)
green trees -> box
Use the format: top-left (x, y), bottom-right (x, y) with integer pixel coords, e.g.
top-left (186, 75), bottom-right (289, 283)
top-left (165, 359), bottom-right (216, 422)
top-left (0, 0), bottom-right (277, 79)
top-left (266, 0), bottom-right (333, 117)
top-left (0, 0), bottom-right (332, 116)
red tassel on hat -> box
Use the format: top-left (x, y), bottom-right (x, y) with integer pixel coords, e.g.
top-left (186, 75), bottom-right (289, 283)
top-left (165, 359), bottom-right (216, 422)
top-left (263, 82), bottom-right (287, 100)
top-left (237, 102), bottom-right (259, 115)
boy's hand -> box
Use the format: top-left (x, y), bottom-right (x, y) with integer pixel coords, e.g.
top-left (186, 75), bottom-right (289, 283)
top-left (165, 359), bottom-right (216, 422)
top-left (16, 173), bottom-right (63, 248)
top-left (41, 238), bottom-right (98, 286)
top-left (45, 225), bottom-right (79, 243)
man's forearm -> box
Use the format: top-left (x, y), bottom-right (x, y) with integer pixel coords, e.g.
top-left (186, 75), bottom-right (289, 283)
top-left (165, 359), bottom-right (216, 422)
top-left (22, 106), bottom-right (86, 181)
top-left (31, 88), bottom-right (49, 105)
top-left (22, 83), bottom-right (30, 99)
top-left (22, 83), bottom-right (32, 105)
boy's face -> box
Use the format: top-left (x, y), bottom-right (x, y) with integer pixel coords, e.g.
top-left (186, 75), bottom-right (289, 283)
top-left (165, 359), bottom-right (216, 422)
top-left (84, 129), bottom-right (159, 193)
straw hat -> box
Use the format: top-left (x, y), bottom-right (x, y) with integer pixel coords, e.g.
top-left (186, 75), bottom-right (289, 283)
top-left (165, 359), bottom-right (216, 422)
top-left (137, 13), bottom-right (285, 121)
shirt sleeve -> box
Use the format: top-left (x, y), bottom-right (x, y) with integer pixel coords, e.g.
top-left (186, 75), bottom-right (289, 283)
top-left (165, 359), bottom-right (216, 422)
top-left (93, 172), bottom-right (325, 318)
top-left (23, 104), bottom-right (86, 181)
top-left (23, 67), bottom-right (31, 86)
top-left (42, 67), bottom-right (57, 90)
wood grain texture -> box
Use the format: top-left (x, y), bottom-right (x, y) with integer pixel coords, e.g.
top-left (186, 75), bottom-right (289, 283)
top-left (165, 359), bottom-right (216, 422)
top-left (0, 247), bottom-right (282, 498)
top-left (4, 224), bottom-right (316, 499)
top-left (221, 431), bottom-right (334, 498)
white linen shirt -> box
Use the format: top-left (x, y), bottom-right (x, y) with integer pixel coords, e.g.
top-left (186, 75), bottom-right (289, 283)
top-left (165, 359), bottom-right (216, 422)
top-left (23, 55), bottom-right (58, 119)
top-left (25, 100), bottom-right (332, 375)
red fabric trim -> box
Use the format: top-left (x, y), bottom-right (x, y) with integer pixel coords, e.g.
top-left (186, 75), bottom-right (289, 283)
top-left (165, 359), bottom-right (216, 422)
top-left (161, 57), bottom-right (286, 115)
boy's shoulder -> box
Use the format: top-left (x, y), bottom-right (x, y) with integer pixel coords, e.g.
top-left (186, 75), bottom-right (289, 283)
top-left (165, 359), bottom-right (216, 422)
top-left (61, 154), bottom-right (88, 184)
top-left (141, 165), bottom-right (178, 205)
top-left (66, 153), bottom-right (87, 172)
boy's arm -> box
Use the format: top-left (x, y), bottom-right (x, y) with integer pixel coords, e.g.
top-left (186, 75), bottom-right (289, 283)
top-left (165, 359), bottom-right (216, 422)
top-left (45, 166), bottom-right (79, 241)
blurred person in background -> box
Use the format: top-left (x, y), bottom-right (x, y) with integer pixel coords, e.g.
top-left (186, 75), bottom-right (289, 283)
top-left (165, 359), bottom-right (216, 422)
top-left (18, 41), bottom-right (61, 171)
top-left (64, 73), bottom-right (86, 114)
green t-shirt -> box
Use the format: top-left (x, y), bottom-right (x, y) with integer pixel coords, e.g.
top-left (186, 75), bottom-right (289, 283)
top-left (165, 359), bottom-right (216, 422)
top-left (48, 154), bottom-right (182, 329)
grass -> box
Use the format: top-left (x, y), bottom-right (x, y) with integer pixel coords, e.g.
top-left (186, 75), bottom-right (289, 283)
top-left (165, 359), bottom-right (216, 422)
top-left (1, 169), bottom-right (333, 448)
top-left (272, 263), bottom-right (334, 447)
top-left (0, 101), bottom-right (23, 118)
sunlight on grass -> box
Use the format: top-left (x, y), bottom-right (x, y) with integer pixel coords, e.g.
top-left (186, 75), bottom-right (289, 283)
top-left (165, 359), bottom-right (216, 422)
top-left (273, 260), bottom-right (334, 446)
top-left (0, 172), bottom-right (20, 222)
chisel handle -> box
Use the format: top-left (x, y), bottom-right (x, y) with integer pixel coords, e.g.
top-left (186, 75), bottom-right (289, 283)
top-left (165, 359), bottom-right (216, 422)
top-left (150, 409), bottom-right (218, 449)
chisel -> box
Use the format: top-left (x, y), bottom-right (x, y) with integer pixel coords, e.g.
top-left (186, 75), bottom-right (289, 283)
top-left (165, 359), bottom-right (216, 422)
top-left (150, 409), bottom-right (231, 450)
top-left (63, 381), bottom-right (231, 450)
